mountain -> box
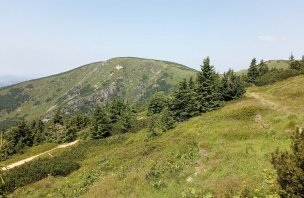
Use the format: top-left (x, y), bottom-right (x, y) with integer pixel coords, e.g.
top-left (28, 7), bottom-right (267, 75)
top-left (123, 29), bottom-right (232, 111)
top-left (0, 75), bottom-right (29, 88)
top-left (0, 57), bottom-right (197, 129)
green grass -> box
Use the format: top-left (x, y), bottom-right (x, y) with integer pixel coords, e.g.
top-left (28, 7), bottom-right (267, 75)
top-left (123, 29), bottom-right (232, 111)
top-left (248, 75), bottom-right (304, 114)
top-left (5, 75), bottom-right (304, 197)
top-left (1, 143), bottom-right (57, 166)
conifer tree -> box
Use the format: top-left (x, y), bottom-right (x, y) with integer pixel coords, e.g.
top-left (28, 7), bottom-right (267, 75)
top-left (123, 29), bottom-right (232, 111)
top-left (258, 59), bottom-right (269, 76)
top-left (290, 60), bottom-right (302, 70)
top-left (196, 57), bottom-right (221, 113)
top-left (220, 69), bottom-right (246, 101)
top-left (247, 58), bottom-right (259, 83)
top-left (160, 108), bottom-right (175, 132)
top-left (30, 119), bottom-right (46, 145)
top-left (90, 105), bottom-right (111, 139)
top-left (147, 92), bottom-right (168, 115)
top-left (53, 109), bottom-right (64, 125)
top-left (271, 128), bottom-right (304, 197)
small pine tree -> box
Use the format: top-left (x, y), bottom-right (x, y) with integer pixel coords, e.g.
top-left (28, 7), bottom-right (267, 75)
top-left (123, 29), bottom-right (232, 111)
top-left (53, 109), bottom-right (64, 125)
top-left (90, 105), bottom-right (111, 139)
top-left (147, 92), bottom-right (168, 115)
top-left (160, 108), bottom-right (175, 132)
top-left (196, 57), bottom-right (221, 113)
top-left (258, 59), bottom-right (269, 76)
top-left (289, 53), bottom-right (295, 61)
top-left (146, 115), bottom-right (159, 139)
top-left (302, 55), bottom-right (304, 61)
top-left (290, 60), bottom-right (302, 70)
top-left (271, 128), bottom-right (304, 197)
top-left (31, 119), bottom-right (46, 145)
top-left (247, 58), bottom-right (259, 83)
top-left (220, 69), bottom-right (246, 101)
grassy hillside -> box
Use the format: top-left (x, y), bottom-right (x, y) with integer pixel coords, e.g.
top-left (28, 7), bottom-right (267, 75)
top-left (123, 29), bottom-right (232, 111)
top-left (0, 57), bottom-right (197, 129)
top-left (7, 75), bottom-right (304, 197)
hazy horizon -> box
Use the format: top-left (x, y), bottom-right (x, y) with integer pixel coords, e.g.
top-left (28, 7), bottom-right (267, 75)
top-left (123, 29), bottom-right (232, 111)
top-left (1, 0), bottom-right (304, 77)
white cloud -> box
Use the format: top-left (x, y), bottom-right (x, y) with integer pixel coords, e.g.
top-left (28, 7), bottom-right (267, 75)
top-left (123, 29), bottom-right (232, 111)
top-left (258, 35), bottom-right (276, 42)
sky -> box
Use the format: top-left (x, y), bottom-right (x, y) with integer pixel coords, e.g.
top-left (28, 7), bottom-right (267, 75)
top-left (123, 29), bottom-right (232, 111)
top-left (0, 0), bottom-right (304, 78)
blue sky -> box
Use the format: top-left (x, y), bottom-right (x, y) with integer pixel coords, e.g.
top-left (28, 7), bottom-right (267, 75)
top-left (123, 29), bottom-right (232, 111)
top-left (0, 0), bottom-right (304, 77)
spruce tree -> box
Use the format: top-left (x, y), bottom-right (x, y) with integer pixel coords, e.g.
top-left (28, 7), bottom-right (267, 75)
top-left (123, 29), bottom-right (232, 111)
top-left (247, 58), bottom-right (259, 83)
top-left (160, 108), bottom-right (175, 132)
top-left (221, 69), bottom-right (246, 101)
top-left (196, 57), bottom-right (221, 113)
top-left (271, 128), bottom-right (304, 197)
top-left (147, 92), bottom-right (168, 115)
top-left (31, 119), bottom-right (46, 145)
top-left (53, 109), bottom-right (64, 125)
top-left (90, 105), bottom-right (111, 139)
top-left (258, 59), bottom-right (269, 76)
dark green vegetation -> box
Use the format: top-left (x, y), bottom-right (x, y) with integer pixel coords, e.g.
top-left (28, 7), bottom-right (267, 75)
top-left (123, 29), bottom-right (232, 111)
top-left (271, 128), bottom-right (304, 198)
top-left (0, 142), bottom-right (85, 195)
top-left (243, 56), bottom-right (304, 86)
top-left (0, 57), bottom-right (197, 130)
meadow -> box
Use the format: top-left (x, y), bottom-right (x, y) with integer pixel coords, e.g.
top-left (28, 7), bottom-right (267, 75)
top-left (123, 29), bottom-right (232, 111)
top-left (5, 75), bottom-right (304, 197)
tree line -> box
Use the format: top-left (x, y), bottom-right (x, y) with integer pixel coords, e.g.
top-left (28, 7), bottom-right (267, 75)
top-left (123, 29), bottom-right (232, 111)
top-left (146, 57), bottom-right (245, 136)
top-left (245, 54), bottom-right (304, 86)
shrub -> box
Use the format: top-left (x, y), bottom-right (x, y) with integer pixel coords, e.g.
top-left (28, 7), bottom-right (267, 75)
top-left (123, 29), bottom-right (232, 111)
top-left (271, 128), bottom-right (304, 197)
top-left (0, 144), bottom-right (86, 195)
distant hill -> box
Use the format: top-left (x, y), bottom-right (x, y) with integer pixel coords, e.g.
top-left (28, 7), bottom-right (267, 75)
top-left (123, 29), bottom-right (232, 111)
top-left (0, 75), bottom-right (28, 88)
top-left (237, 60), bottom-right (291, 75)
top-left (0, 57), bottom-right (197, 129)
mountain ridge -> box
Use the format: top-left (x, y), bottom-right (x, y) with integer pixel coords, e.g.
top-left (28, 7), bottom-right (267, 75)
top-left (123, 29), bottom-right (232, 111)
top-left (0, 57), bottom-right (197, 129)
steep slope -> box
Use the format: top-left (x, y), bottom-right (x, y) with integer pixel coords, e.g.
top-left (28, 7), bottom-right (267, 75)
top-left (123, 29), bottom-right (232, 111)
top-left (0, 57), bottom-right (197, 129)
top-left (8, 75), bottom-right (304, 197)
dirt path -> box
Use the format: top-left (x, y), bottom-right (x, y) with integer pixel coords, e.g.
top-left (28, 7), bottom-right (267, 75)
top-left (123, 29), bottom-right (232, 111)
top-left (247, 92), bottom-right (291, 114)
top-left (2, 140), bottom-right (79, 171)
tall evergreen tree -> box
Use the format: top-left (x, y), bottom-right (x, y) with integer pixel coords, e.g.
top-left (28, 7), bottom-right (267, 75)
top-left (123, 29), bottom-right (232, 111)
top-left (196, 57), bottom-right (221, 113)
top-left (90, 105), bottom-right (111, 139)
top-left (258, 59), bottom-right (269, 76)
top-left (30, 119), bottom-right (46, 145)
top-left (147, 92), bottom-right (168, 115)
top-left (220, 69), bottom-right (246, 101)
top-left (247, 58), bottom-right (259, 83)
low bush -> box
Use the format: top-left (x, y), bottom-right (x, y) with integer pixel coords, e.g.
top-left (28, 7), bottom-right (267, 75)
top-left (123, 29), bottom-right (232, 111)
top-left (0, 147), bottom-right (83, 195)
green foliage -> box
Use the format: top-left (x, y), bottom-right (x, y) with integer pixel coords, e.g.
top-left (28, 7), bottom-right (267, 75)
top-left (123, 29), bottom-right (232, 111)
top-left (290, 60), bottom-right (303, 70)
top-left (196, 57), bottom-right (221, 113)
top-left (147, 92), bottom-right (168, 115)
top-left (146, 115), bottom-right (160, 139)
top-left (247, 58), bottom-right (259, 83)
top-left (159, 108), bottom-right (175, 132)
top-left (90, 105), bottom-right (111, 139)
top-left (170, 79), bottom-right (199, 121)
top-left (30, 120), bottom-right (46, 145)
top-left (254, 68), bottom-right (304, 86)
top-left (271, 128), bottom-right (304, 198)
top-left (221, 69), bottom-right (246, 101)
top-left (1, 120), bottom-right (33, 160)
top-left (107, 99), bottom-right (136, 134)
top-left (53, 109), bottom-right (64, 125)
top-left (0, 88), bottom-right (29, 113)
top-left (0, 156), bottom-right (80, 195)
